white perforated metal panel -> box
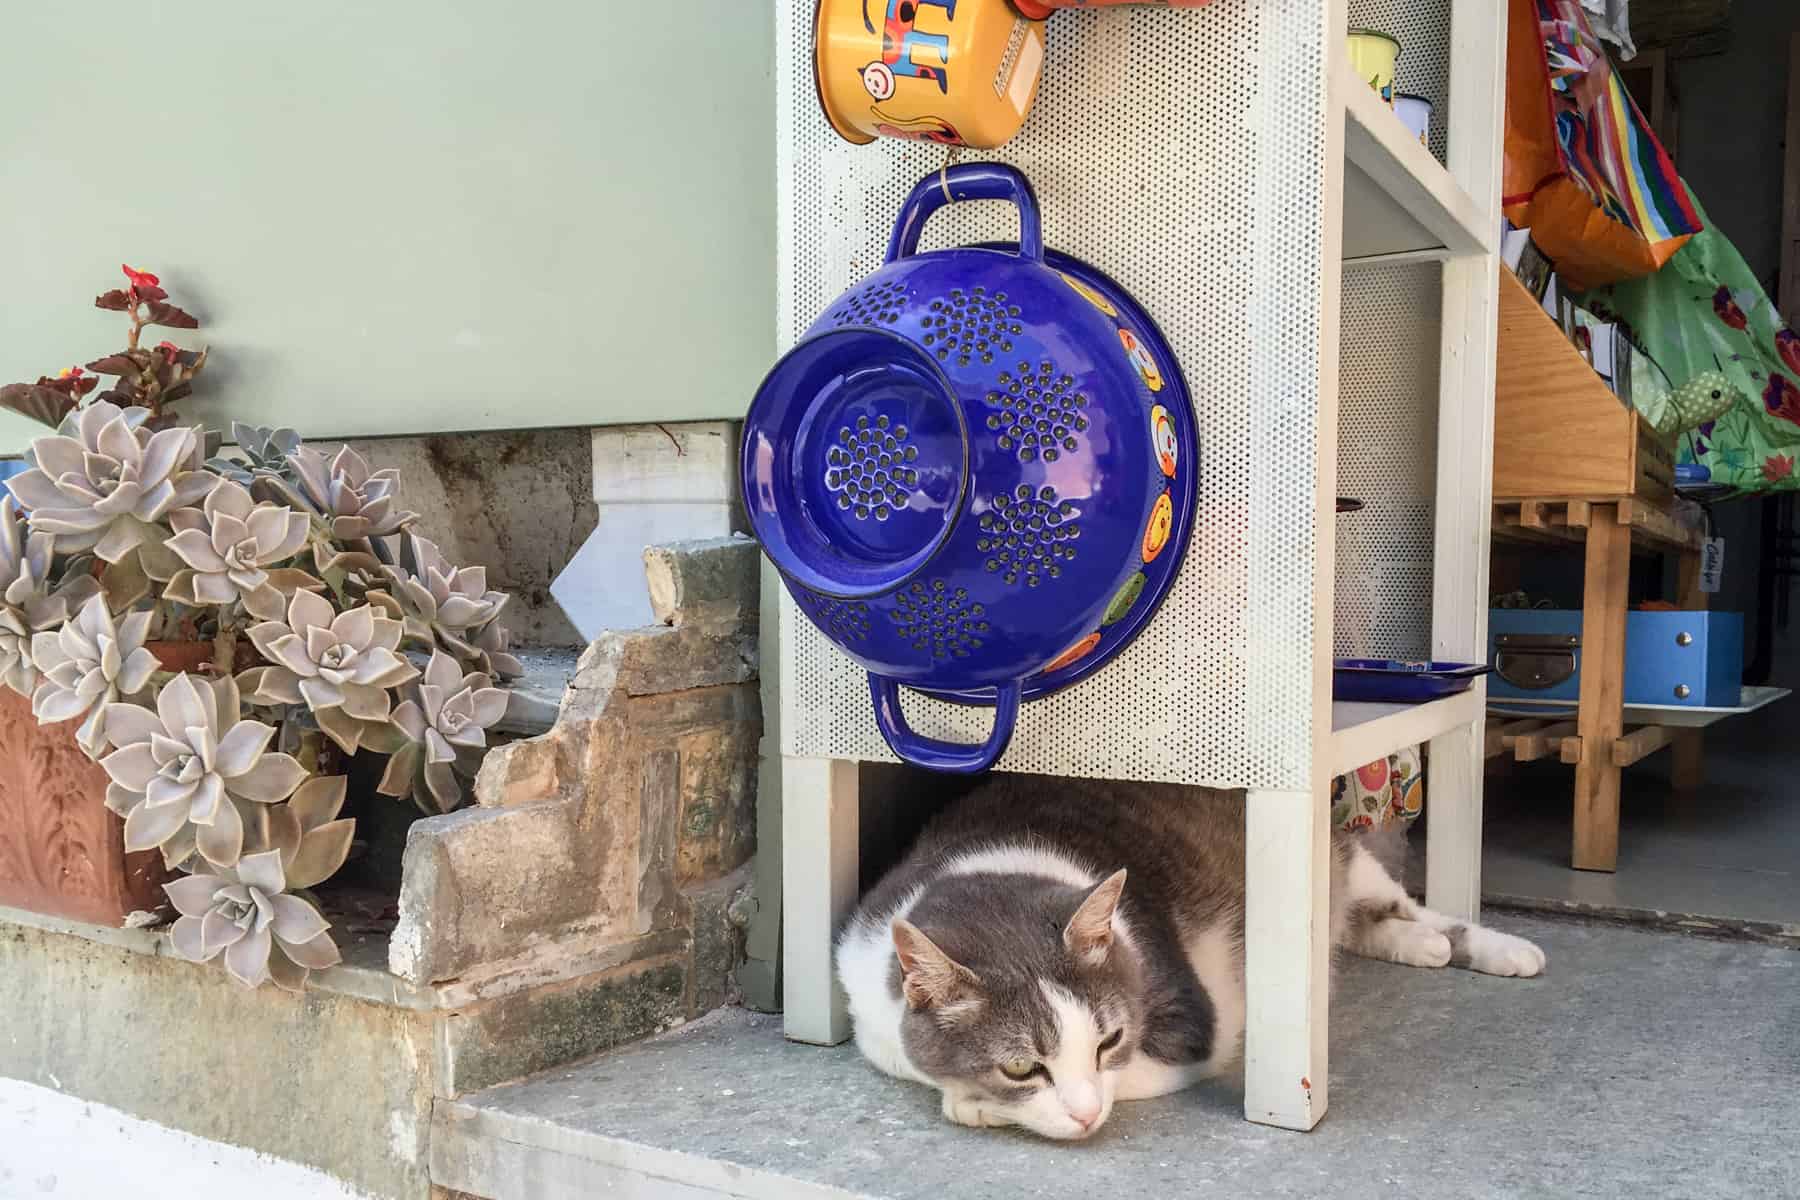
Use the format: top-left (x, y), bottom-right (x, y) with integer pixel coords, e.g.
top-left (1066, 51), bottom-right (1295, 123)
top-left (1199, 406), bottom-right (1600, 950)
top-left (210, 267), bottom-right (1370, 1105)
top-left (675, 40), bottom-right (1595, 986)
top-left (1335, 261), bottom-right (1441, 660)
top-left (1347, 0), bottom-right (1451, 164)
top-left (777, 1), bottom-right (1334, 788)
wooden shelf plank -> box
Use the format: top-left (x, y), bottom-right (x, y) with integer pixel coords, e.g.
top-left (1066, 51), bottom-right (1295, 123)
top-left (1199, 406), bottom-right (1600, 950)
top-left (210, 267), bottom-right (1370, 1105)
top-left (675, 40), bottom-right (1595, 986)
top-left (1491, 499), bottom-right (1701, 555)
top-left (1612, 725), bottom-right (1676, 767)
top-left (1328, 690), bottom-right (1482, 778)
top-left (1513, 720), bottom-right (1578, 762)
top-left (1341, 60), bottom-right (1493, 261)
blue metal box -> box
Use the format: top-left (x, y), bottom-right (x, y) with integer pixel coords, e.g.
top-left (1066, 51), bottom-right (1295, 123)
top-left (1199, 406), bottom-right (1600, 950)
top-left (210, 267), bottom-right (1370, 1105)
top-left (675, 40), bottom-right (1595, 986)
top-left (1488, 609), bottom-right (1743, 708)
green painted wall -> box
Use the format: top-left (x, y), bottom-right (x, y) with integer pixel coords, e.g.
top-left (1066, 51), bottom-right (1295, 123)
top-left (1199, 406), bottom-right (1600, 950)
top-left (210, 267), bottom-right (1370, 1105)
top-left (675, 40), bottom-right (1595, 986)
top-left (0, 2), bottom-right (774, 452)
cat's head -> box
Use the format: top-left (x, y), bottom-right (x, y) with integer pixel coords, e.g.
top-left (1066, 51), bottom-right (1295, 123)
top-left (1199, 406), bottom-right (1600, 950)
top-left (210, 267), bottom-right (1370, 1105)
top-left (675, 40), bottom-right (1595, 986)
top-left (892, 869), bottom-right (1140, 1140)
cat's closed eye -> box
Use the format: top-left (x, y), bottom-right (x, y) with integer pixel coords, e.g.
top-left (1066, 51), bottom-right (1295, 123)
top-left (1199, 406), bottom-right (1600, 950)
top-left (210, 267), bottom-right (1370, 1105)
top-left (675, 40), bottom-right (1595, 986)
top-left (1096, 1028), bottom-right (1123, 1065)
top-left (999, 1058), bottom-right (1044, 1082)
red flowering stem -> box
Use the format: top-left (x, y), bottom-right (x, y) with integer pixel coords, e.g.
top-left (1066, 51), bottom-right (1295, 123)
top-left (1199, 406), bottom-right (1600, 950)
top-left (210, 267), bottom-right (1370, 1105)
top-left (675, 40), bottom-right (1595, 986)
top-left (126, 295), bottom-right (144, 351)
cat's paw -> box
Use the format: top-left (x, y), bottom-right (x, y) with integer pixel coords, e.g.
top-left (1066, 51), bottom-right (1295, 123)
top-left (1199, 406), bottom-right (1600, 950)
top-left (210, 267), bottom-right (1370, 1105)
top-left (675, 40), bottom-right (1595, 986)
top-left (942, 1091), bottom-right (1013, 1129)
top-left (1371, 919), bottom-right (1453, 968)
top-left (1462, 926), bottom-right (1546, 977)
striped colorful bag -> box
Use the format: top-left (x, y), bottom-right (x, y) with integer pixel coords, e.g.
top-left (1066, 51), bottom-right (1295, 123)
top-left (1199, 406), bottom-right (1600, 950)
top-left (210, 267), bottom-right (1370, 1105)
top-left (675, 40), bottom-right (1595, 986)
top-left (1501, 0), bottom-right (1701, 291)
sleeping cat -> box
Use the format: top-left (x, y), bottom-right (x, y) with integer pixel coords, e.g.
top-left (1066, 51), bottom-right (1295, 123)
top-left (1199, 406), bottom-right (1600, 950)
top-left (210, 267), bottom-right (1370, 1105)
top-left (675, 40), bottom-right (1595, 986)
top-left (836, 776), bottom-right (1545, 1140)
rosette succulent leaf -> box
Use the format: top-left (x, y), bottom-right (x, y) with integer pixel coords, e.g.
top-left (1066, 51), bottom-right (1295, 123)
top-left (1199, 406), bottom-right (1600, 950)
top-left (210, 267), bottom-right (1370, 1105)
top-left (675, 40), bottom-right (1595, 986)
top-left (100, 673), bottom-right (308, 869)
top-left (5, 401), bottom-right (215, 561)
top-left (386, 532), bottom-right (511, 668)
top-left (164, 850), bottom-right (341, 990)
top-left (163, 477), bottom-right (312, 620)
top-left (289, 444), bottom-right (418, 540)
top-left (242, 590), bottom-right (418, 754)
top-left (380, 649), bottom-right (507, 813)
top-left (252, 774), bottom-right (356, 890)
top-left (0, 497), bottom-right (100, 696)
top-left (206, 423), bottom-right (302, 486)
top-left (30, 592), bottom-right (157, 756)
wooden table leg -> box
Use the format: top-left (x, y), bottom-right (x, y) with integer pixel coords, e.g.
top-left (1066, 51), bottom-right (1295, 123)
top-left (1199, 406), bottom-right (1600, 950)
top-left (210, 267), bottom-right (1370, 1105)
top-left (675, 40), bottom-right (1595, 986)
top-left (1573, 505), bottom-right (1629, 872)
top-left (1672, 545), bottom-right (1707, 791)
top-left (1671, 731), bottom-right (1705, 791)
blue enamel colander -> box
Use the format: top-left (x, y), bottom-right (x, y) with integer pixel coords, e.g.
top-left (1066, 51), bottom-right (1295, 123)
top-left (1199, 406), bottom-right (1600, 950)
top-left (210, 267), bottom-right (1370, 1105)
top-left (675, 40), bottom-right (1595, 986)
top-left (742, 163), bottom-right (1197, 772)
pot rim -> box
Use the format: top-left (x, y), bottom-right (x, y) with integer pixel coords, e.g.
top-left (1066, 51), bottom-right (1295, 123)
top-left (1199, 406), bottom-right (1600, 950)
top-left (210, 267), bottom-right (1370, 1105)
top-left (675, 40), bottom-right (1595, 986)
top-left (741, 324), bottom-right (971, 601)
top-left (1346, 27), bottom-right (1403, 53)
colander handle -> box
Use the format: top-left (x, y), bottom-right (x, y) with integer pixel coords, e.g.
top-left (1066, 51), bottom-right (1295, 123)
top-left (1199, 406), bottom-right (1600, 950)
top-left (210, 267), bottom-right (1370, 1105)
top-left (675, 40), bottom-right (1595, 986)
top-left (885, 163), bottom-right (1045, 265)
top-left (868, 674), bottom-right (1022, 775)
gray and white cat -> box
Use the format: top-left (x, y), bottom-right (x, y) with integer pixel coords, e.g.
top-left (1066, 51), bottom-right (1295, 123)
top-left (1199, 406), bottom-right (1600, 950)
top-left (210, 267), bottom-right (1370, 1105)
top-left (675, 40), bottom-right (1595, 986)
top-left (837, 776), bottom-right (1544, 1140)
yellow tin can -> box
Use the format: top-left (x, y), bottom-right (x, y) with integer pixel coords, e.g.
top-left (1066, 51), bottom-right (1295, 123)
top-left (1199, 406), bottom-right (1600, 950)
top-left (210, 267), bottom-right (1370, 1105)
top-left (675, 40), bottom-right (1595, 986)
top-left (813, 0), bottom-right (1047, 149)
top-left (1346, 28), bottom-right (1402, 106)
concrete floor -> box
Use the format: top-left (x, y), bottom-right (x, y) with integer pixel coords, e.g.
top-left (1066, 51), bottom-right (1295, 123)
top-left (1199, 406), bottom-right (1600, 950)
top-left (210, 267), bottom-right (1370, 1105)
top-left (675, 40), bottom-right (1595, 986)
top-left (434, 914), bottom-right (1800, 1200)
top-left (1483, 696), bottom-right (1800, 938)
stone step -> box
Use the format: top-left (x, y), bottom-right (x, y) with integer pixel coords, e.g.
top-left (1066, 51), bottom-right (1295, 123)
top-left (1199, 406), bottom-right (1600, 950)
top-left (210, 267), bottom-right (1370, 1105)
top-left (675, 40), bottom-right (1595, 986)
top-left (429, 914), bottom-right (1800, 1200)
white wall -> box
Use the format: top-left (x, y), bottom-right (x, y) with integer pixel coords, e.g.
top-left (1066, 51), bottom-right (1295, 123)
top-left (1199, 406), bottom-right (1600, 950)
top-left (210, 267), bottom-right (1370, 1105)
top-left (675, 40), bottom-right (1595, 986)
top-left (0, 2), bottom-right (775, 451)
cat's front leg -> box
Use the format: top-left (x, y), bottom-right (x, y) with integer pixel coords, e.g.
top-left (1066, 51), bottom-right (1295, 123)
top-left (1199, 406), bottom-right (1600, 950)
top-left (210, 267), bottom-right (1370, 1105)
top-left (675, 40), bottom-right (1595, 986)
top-left (941, 1089), bottom-right (1015, 1129)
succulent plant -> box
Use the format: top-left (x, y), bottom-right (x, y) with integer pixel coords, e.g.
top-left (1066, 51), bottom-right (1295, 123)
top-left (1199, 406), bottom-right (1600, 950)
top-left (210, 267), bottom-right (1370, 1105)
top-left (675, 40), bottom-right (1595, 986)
top-left (162, 477), bottom-right (312, 621)
top-left (289, 444), bottom-right (417, 541)
top-left (6, 265), bottom-right (524, 991)
top-left (242, 590), bottom-right (418, 754)
top-left (30, 592), bottom-right (158, 756)
top-left (5, 401), bottom-right (216, 562)
top-left (163, 849), bottom-right (341, 990)
top-left (386, 532), bottom-right (511, 665)
top-left (0, 497), bottom-right (100, 696)
top-left (380, 649), bottom-right (507, 813)
top-left (206, 423), bottom-right (302, 486)
top-left (101, 673), bottom-right (308, 869)
top-left (472, 616), bottom-right (524, 680)
top-left (250, 774), bottom-right (356, 889)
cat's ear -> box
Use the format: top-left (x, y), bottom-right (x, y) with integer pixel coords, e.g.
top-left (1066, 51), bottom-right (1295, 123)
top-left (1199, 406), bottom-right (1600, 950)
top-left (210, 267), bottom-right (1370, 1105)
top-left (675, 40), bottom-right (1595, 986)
top-left (1064, 869), bottom-right (1128, 966)
top-left (892, 918), bottom-right (981, 1012)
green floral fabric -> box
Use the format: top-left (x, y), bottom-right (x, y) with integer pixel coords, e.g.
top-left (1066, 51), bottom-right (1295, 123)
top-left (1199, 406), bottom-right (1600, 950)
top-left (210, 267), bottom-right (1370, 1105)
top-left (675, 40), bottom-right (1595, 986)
top-left (1579, 194), bottom-right (1800, 492)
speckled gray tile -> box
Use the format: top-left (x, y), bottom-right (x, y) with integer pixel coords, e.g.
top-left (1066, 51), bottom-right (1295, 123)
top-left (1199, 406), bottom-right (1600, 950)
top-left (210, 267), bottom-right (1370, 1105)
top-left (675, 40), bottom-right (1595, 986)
top-left (433, 915), bottom-right (1800, 1200)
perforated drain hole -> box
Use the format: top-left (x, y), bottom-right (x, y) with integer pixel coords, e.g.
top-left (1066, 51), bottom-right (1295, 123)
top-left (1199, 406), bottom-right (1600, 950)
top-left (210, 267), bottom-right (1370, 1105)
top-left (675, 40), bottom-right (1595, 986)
top-left (831, 279), bottom-right (909, 327)
top-left (984, 360), bottom-right (1088, 464)
top-left (812, 597), bottom-right (872, 643)
top-left (825, 414), bottom-right (921, 520)
top-left (887, 579), bottom-right (988, 659)
top-left (921, 286), bottom-right (1024, 369)
top-left (977, 484), bottom-right (1081, 587)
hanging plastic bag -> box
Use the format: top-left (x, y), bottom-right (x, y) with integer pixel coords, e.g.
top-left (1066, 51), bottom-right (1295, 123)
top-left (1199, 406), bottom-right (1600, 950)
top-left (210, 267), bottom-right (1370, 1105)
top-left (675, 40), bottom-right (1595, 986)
top-left (1502, 0), bottom-right (1700, 291)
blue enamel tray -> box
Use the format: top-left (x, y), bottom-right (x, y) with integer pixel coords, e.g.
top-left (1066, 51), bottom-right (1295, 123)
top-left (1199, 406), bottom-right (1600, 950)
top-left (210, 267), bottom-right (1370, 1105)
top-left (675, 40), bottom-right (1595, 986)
top-left (1333, 659), bottom-right (1491, 702)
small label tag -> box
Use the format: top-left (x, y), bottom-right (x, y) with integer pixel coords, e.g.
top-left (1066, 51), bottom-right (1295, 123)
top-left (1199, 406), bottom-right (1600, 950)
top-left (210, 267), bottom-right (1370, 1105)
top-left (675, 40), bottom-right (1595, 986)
top-left (1699, 536), bottom-right (1725, 594)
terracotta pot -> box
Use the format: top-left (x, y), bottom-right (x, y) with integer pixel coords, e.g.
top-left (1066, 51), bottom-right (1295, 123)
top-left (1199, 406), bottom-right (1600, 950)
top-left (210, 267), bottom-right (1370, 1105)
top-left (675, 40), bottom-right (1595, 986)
top-left (147, 639), bottom-right (220, 674)
top-left (0, 687), bottom-right (172, 925)
top-left (0, 639), bottom-right (216, 926)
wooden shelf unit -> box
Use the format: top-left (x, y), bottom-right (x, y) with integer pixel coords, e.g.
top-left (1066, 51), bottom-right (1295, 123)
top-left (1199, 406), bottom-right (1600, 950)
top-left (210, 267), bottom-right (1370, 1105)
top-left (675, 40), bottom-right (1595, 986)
top-left (1490, 264), bottom-right (1708, 872)
top-left (1493, 269), bottom-right (1674, 505)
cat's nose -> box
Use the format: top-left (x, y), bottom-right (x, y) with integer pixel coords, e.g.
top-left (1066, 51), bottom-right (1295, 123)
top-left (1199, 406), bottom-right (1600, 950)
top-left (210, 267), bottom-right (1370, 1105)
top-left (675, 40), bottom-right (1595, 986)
top-left (1064, 1085), bottom-right (1102, 1129)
